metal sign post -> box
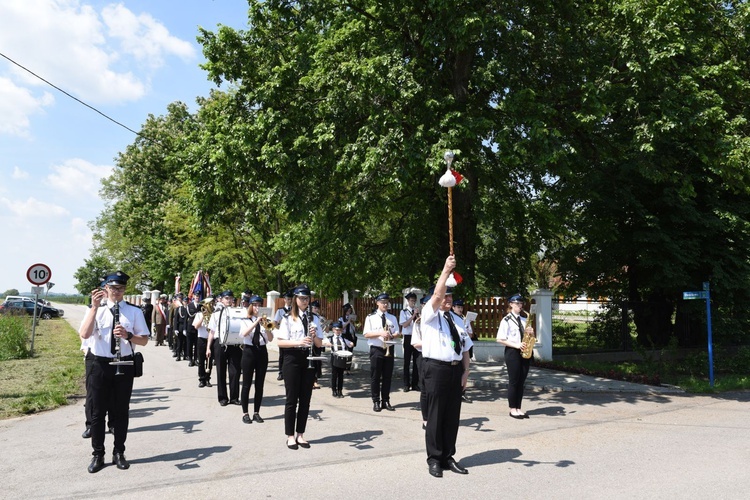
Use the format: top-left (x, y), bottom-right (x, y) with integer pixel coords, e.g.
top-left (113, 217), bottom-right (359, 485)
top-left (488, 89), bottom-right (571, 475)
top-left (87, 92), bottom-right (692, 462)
top-left (683, 282), bottom-right (714, 387)
top-left (26, 264), bottom-right (52, 357)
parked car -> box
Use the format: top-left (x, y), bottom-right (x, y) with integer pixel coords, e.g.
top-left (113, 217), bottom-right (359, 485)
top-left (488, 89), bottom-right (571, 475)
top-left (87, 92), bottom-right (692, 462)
top-left (0, 300), bottom-right (63, 319)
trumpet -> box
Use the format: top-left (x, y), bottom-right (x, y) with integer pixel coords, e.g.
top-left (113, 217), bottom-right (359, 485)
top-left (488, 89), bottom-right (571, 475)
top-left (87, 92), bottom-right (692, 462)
top-left (259, 315), bottom-right (275, 331)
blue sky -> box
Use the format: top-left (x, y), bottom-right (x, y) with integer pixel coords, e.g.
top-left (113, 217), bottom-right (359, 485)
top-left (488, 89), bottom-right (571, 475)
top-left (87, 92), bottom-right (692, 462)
top-left (0, 0), bottom-right (249, 294)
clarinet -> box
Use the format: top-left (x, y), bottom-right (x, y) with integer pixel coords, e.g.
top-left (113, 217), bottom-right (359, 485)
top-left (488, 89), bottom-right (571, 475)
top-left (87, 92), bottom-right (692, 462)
top-left (110, 302), bottom-right (134, 374)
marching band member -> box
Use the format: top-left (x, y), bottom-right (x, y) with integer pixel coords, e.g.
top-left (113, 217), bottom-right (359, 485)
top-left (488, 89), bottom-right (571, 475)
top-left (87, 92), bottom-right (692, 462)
top-left (185, 295), bottom-right (200, 366)
top-left (239, 295), bottom-right (273, 424)
top-left (310, 299), bottom-right (324, 389)
top-left (412, 294), bottom-right (428, 430)
top-left (207, 290), bottom-right (242, 406)
top-left (496, 294), bottom-right (532, 419)
top-left (399, 292), bottom-right (420, 392)
top-left (192, 297), bottom-right (214, 388)
top-left (78, 271), bottom-right (149, 473)
top-left (339, 303), bottom-right (358, 352)
top-left (275, 284), bottom-right (323, 449)
top-left (274, 289), bottom-right (294, 380)
top-left (452, 299), bottom-right (473, 403)
top-left (152, 294), bottom-right (168, 346)
top-left (363, 293), bottom-right (400, 412)
top-left (323, 320), bottom-right (353, 397)
top-left (420, 255), bottom-right (472, 478)
top-left (176, 293), bottom-right (189, 361)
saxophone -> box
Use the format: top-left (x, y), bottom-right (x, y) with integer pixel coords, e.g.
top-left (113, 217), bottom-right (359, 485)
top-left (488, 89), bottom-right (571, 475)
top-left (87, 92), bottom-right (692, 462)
top-left (521, 308), bottom-right (536, 359)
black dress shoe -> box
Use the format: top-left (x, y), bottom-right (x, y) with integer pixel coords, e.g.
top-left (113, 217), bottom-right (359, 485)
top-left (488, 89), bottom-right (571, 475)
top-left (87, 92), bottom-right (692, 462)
top-left (296, 438), bottom-right (311, 449)
top-left (404, 386), bottom-right (411, 392)
top-left (82, 427), bottom-right (91, 439)
top-left (509, 412), bottom-right (525, 419)
top-left (332, 390), bottom-right (339, 397)
top-left (242, 414), bottom-right (252, 424)
top-left (199, 381), bottom-right (206, 388)
top-left (337, 393), bottom-right (344, 399)
top-left (428, 462), bottom-right (443, 478)
top-left (277, 373), bottom-right (284, 381)
top-left (382, 401), bottom-right (395, 411)
top-left (205, 381), bottom-right (213, 388)
top-left (373, 402), bottom-right (381, 412)
top-left (88, 455), bottom-right (105, 473)
top-left (444, 458), bottom-right (468, 474)
top-left (107, 426), bottom-right (114, 434)
top-left (229, 399), bottom-right (241, 405)
top-left (462, 393), bottom-right (472, 403)
top-left (287, 439), bottom-right (298, 450)
top-left (252, 413), bottom-right (264, 423)
top-left (113, 451), bottom-right (130, 470)
top-left (220, 400), bottom-right (229, 407)
top-left (188, 360), bottom-right (195, 367)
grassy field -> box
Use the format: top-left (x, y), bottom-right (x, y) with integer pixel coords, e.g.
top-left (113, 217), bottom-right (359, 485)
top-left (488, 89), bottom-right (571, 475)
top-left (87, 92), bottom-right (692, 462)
top-left (0, 317), bottom-right (85, 419)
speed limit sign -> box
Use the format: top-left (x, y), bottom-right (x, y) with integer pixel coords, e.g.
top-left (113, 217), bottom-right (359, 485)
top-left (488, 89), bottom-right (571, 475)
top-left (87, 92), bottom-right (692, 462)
top-left (27, 263), bottom-right (52, 285)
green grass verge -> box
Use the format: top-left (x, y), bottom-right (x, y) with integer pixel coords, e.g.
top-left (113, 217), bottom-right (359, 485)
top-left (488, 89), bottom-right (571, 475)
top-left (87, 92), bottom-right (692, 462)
top-left (0, 318), bottom-right (85, 419)
top-left (535, 358), bottom-right (750, 394)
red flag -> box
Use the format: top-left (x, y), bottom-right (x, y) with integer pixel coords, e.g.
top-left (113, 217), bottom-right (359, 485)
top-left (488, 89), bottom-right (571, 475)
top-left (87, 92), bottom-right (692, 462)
top-left (451, 169), bottom-right (463, 185)
top-left (453, 271), bottom-right (464, 284)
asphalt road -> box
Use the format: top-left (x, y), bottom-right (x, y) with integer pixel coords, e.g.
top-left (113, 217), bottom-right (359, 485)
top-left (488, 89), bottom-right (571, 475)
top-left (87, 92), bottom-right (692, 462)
top-left (0, 304), bottom-right (748, 499)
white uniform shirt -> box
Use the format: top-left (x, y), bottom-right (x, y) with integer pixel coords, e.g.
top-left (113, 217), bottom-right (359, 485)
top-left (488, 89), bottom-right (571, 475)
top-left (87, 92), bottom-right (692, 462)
top-left (411, 320), bottom-right (423, 353)
top-left (363, 311), bottom-right (399, 349)
top-left (241, 316), bottom-right (271, 346)
top-left (193, 311), bottom-right (209, 339)
top-left (276, 312), bottom-right (325, 343)
top-left (399, 308), bottom-right (416, 337)
top-left (420, 301), bottom-right (472, 362)
top-left (274, 306), bottom-right (290, 324)
top-left (496, 313), bottom-right (527, 345)
top-left (327, 333), bottom-right (353, 352)
top-left (207, 304), bottom-right (225, 335)
top-left (82, 300), bottom-right (148, 357)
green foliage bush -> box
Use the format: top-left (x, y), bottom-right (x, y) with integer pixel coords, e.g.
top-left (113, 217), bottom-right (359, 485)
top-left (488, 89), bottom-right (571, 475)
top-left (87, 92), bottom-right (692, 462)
top-left (0, 315), bottom-right (30, 360)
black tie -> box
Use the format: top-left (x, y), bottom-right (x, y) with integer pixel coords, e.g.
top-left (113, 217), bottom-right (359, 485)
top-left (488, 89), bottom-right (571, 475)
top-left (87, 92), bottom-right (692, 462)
top-left (110, 306), bottom-right (118, 355)
top-left (336, 336), bottom-right (342, 351)
top-left (253, 322), bottom-right (261, 347)
top-left (302, 313), bottom-right (309, 338)
top-left (444, 312), bottom-right (461, 355)
top-left (515, 315), bottom-right (524, 333)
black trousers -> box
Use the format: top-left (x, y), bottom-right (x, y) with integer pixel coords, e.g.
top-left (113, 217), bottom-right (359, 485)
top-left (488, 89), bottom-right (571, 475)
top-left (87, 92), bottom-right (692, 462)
top-left (85, 353), bottom-right (134, 457)
top-left (282, 349), bottom-right (316, 436)
top-left (423, 358), bottom-right (464, 465)
top-left (241, 345), bottom-right (269, 414)
top-left (402, 335), bottom-right (419, 389)
top-left (197, 337), bottom-right (210, 383)
top-left (369, 346), bottom-right (394, 403)
top-left (416, 353), bottom-right (427, 421)
top-left (214, 340), bottom-right (242, 403)
top-left (330, 354), bottom-right (345, 392)
top-left (504, 347), bottom-right (530, 408)
top-left (186, 330), bottom-right (198, 361)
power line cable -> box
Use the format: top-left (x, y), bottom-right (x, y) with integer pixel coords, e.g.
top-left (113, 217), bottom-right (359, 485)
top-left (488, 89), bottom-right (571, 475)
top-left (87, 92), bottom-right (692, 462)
top-left (0, 50), bottom-right (158, 144)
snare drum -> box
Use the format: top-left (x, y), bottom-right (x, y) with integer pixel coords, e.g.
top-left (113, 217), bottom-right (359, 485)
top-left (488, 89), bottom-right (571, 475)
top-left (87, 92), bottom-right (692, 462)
top-left (331, 350), bottom-right (353, 370)
top-left (219, 307), bottom-right (247, 346)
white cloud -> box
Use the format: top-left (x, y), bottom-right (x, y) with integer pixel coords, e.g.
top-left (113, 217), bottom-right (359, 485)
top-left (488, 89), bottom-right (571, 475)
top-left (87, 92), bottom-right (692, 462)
top-left (0, 196), bottom-right (70, 218)
top-left (0, 0), bottom-right (195, 108)
top-left (71, 216), bottom-right (93, 245)
top-left (44, 158), bottom-right (114, 198)
top-left (102, 4), bottom-right (196, 68)
top-left (12, 165), bottom-right (30, 179)
top-left (0, 77), bottom-right (55, 137)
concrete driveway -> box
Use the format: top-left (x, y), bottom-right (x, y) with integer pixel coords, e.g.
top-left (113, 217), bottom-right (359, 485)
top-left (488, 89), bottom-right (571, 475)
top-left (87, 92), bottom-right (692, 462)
top-left (0, 303), bottom-right (747, 499)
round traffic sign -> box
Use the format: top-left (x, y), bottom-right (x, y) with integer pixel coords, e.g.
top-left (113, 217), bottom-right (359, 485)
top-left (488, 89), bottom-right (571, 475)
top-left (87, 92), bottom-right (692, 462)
top-left (27, 263), bottom-right (52, 285)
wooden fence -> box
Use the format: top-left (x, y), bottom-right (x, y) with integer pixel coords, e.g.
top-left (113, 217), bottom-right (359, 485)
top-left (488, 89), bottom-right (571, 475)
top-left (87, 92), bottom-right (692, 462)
top-left (273, 295), bottom-right (512, 338)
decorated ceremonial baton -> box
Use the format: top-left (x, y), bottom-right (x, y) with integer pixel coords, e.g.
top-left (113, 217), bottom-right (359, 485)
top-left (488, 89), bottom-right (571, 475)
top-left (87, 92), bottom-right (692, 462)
top-left (438, 151), bottom-right (464, 287)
